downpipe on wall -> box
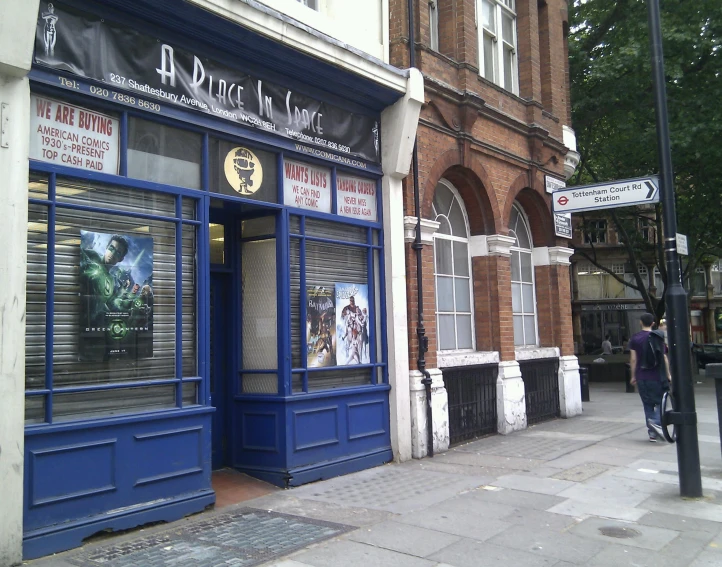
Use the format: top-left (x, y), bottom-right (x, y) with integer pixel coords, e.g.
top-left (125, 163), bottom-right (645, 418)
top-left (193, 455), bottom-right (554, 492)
top-left (407, 0), bottom-right (433, 457)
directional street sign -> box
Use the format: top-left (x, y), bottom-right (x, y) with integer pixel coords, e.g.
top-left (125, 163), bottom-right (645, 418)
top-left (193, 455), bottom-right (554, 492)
top-left (552, 176), bottom-right (659, 214)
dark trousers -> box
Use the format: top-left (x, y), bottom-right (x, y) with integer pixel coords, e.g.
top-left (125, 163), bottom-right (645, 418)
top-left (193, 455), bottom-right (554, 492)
top-left (637, 379), bottom-right (663, 435)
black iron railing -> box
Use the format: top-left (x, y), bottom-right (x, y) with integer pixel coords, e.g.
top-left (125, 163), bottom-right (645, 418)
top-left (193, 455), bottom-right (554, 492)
top-left (519, 358), bottom-right (560, 425)
top-left (442, 365), bottom-right (498, 446)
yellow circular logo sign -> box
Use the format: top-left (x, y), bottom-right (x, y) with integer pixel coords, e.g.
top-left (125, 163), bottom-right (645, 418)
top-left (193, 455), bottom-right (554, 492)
top-left (223, 147), bottom-right (263, 195)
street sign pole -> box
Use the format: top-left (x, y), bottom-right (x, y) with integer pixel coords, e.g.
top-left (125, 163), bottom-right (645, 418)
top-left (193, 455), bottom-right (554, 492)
top-left (647, 0), bottom-right (702, 497)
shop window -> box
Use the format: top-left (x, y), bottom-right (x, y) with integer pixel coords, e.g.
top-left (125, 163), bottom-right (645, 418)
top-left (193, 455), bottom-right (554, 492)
top-left (128, 117), bottom-right (202, 189)
top-left (477, 0), bottom-right (518, 94)
top-left (509, 203), bottom-right (537, 346)
top-left (433, 180), bottom-right (474, 351)
top-left (290, 216), bottom-right (379, 392)
top-left (25, 176), bottom-right (198, 423)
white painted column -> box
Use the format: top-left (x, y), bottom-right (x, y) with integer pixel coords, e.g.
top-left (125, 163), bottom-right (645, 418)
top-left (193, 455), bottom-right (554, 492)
top-left (409, 369), bottom-right (449, 457)
top-left (380, 68), bottom-right (424, 462)
top-left (0, 2), bottom-right (39, 564)
top-left (497, 361), bottom-right (527, 434)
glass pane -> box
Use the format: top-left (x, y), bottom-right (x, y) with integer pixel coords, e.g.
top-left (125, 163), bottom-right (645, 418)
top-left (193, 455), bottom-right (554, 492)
top-left (53, 385), bottom-right (176, 422)
top-left (29, 175), bottom-right (49, 199)
top-left (513, 315), bottom-right (524, 346)
top-left (25, 395), bottom-right (45, 424)
top-left (241, 373), bottom-right (278, 394)
top-left (455, 278), bottom-right (471, 312)
top-left (437, 217), bottom-right (452, 236)
top-left (512, 282), bottom-right (522, 313)
top-left (482, 0), bottom-right (495, 32)
top-left (453, 241), bottom-right (469, 276)
top-left (182, 381), bottom-right (198, 405)
top-left (292, 372), bottom-right (304, 393)
top-left (242, 216), bottom-right (276, 239)
top-left (26, 204), bottom-right (48, 390)
top-left (502, 12), bottom-right (514, 43)
top-left (435, 239), bottom-right (453, 275)
top-left (436, 276), bottom-right (454, 312)
top-left (456, 315), bottom-right (473, 349)
top-left (438, 314), bottom-right (456, 350)
top-left (522, 283), bottom-right (534, 313)
top-left (290, 238), bottom-right (301, 368)
top-left (520, 251), bottom-right (532, 281)
top-left (305, 218), bottom-right (365, 243)
top-left (448, 199), bottom-right (467, 237)
top-left (483, 34), bottom-right (496, 79)
top-left (433, 183), bottom-right (453, 217)
top-left (57, 178), bottom-right (176, 216)
top-left (524, 315), bottom-right (536, 345)
top-left (308, 368), bottom-right (372, 391)
top-left (182, 198), bottom-right (196, 220)
top-left (242, 239), bottom-right (277, 370)
top-left (182, 224), bottom-right (197, 377)
top-left (504, 45), bottom-right (514, 91)
top-left (511, 250), bottom-right (521, 281)
top-left (509, 207), bottom-right (519, 235)
top-left (54, 205), bottom-right (176, 388)
top-left (128, 117), bottom-right (201, 189)
top-left (516, 215), bottom-right (531, 248)
top-left (209, 138), bottom-right (278, 203)
top-left (209, 223), bottom-right (225, 265)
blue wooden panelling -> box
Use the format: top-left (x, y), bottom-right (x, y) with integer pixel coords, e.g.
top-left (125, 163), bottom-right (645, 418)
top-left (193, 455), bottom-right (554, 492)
top-left (241, 412), bottom-right (280, 453)
top-left (23, 409), bottom-right (213, 559)
top-left (347, 400), bottom-right (387, 441)
top-left (293, 406), bottom-right (340, 451)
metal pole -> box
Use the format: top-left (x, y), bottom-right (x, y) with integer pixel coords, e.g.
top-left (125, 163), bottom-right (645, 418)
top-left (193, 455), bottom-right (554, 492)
top-left (407, 0), bottom-right (434, 456)
top-left (646, 0), bottom-right (702, 497)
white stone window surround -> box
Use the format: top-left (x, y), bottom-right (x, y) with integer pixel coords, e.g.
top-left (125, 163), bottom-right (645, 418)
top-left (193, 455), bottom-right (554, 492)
top-left (515, 346), bottom-right (559, 360)
top-left (432, 179), bottom-right (476, 352)
top-left (476, 0), bottom-right (519, 95)
top-left (438, 350), bottom-right (500, 368)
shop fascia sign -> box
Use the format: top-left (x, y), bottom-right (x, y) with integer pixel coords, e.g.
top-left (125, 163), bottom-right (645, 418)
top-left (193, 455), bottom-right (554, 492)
top-left (552, 176), bottom-right (660, 214)
top-left (33, 2), bottom-right (380, 164)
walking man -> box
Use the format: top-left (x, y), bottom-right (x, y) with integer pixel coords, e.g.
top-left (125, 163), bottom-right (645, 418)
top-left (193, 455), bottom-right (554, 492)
top-left (629, 313), bottom-right (670, 441)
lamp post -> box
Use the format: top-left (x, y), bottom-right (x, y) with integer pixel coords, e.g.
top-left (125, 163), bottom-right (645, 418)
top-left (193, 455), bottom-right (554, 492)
top-left (646, 0), bottom-right (702, 497)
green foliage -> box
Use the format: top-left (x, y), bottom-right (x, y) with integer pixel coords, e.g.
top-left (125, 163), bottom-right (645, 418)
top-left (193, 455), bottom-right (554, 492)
top-left (569, 0), bottom-right (722, 309)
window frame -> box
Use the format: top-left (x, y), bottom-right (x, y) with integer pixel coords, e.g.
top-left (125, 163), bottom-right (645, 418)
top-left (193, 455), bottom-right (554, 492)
top-left (429, 0), bottom-right (440, 52)
top-left (509, 203), bottom-right (538, 347)
top-left (477, 0), bottom-right (518, 94)
top-left (432, 179), bottom-right (475, 352)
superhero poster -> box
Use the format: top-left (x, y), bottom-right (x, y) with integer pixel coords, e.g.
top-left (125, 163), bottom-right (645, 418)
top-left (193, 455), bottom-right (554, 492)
top-left (306, 286), bottom-right (336, 368)
top-left (335, 283), bottom-right (370, 366)
top-left (79, 230), bottom-right (154, 361)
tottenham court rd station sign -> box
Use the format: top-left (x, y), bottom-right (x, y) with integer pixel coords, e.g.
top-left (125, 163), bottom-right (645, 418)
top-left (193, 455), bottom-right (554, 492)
top-left (552, 176), bottom-right (659, 214)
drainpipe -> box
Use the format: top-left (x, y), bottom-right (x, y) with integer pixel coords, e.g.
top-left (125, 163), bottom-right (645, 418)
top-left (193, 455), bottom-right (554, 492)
top-left (407, 0), bottom-right (434, 457)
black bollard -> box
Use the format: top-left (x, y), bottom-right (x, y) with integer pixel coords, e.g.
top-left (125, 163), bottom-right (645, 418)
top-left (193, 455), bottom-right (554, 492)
top-left (579, 365), bottom-right (590, 402)
top-left (708, 363), bottom-right (722, 461)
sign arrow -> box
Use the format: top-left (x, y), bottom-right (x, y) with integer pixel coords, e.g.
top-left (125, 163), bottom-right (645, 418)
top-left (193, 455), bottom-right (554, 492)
top-left (551, 176), bottom-right (660, 214)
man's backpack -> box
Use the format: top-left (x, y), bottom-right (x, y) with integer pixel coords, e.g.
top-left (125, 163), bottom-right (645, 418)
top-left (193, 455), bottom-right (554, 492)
top-left (640, 330), bottom-right (665, 370)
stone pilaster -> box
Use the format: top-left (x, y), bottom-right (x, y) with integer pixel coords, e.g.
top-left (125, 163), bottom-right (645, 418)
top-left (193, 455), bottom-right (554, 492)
top-left (409, 368), bottom-right (449, 458)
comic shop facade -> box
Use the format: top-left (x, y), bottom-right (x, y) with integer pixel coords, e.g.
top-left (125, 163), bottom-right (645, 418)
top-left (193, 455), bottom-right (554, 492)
top-left (11, 0), bottom-right (422, 559)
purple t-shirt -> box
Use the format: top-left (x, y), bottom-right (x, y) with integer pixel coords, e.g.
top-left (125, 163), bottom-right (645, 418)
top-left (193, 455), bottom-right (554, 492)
top-left (629, 330), bottom-right (661, 381)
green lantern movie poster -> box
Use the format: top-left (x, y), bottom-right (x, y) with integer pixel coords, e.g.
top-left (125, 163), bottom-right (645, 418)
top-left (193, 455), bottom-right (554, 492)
top-left (79, 230), bottom-right (154, 360)
top-left (307, 285), bottom-right (336, 368)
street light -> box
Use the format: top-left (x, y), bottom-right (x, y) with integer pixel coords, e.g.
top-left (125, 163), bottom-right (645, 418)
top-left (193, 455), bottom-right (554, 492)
top-left (646, 0), bottom-right (702, 497)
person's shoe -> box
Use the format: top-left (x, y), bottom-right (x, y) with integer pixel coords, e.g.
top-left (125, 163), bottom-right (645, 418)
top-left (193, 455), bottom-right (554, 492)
top-left (647, 419), bottom-right (665, 440)
top-left (648, 433), bottom-right (657, 442)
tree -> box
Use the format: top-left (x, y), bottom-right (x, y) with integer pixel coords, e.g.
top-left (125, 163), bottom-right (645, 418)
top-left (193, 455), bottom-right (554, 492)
top-left (569, 0), bottom-right (722, 318)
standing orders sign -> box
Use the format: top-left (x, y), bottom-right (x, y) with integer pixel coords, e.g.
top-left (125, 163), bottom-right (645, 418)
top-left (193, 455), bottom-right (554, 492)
top-left (33, 1), bottom-right (380, 164)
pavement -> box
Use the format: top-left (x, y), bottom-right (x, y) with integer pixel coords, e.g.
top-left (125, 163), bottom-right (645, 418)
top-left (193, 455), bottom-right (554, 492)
top-left (27, 377), bottom-right (722, 567)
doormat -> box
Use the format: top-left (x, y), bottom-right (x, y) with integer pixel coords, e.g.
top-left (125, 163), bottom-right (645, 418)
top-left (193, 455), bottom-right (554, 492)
top-left (68, 508), bottom-right (354, 567)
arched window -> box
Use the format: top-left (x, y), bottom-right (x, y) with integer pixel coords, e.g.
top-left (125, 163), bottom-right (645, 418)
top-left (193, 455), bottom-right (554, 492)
top-left (509, 203), bottom-right (537, 346)
top-left (433, 180), bottom-right (474, 350)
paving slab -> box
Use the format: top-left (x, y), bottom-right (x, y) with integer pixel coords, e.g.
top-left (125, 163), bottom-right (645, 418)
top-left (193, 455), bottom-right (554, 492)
top-left (547, 497), bottom-right (649, 522)
top-left (585, 532), bottom-right (712, 567)
top-left (491, 473), bottom-right (575, 495)
top-left (433, 449), bottom-right (547, 471)
top-left (464, 486), bottom-right (566, 511)
top-left (290, 539), bottom-right (437, 567)
top-left (551, 462), bottom-right (611, 482)
top-left (426, 538), bottom-right (559, 567)
top-left (570, 516), bottom-right (680, 550)
top-left (487, 523), bottom-right (608, 564)
top-left (640, 491), bottom-right (722, 523)
top-left (557, 482), bottom-right (652, 508)
top-left (246, 495), bottom-right (393, 527)
top-left (345, 521), bottom-right (461, 558)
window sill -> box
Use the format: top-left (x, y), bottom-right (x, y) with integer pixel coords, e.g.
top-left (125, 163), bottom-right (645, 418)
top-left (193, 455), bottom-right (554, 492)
top-left (515, 346), bottom-right (559, 361)
top-left (437, 350), bottom-right (499, 368)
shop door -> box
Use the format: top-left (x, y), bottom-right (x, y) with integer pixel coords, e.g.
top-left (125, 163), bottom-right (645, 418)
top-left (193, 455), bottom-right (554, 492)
top-left (210, 272), bottom-right (231, 469)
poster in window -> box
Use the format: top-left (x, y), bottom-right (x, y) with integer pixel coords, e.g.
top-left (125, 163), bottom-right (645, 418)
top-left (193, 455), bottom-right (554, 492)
top-left (79, 230), bottom-right (154, 360)
top-left (335, 283), bottom-right (370, 366)
top-left (306, 286), bottom-right (336, 368)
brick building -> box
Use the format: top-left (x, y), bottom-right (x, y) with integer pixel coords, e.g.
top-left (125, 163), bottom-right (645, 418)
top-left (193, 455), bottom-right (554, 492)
top-left (389, 0), bottom-right (582, 453)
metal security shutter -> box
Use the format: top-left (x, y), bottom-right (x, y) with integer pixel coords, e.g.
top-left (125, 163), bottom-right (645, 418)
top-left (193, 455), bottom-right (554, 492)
top-left (25, 178), bottom-right (197, 422)
top-left (290, 217), bottom-right (371, 391)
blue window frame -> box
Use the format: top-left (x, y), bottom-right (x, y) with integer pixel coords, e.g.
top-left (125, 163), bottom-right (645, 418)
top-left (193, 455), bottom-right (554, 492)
top-left (25, 85), bottom-right (386, 425)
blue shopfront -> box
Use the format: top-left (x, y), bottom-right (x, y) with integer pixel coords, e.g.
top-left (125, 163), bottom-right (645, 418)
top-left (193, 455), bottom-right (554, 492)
top-left (23, 0), bottom-right (400, 559)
